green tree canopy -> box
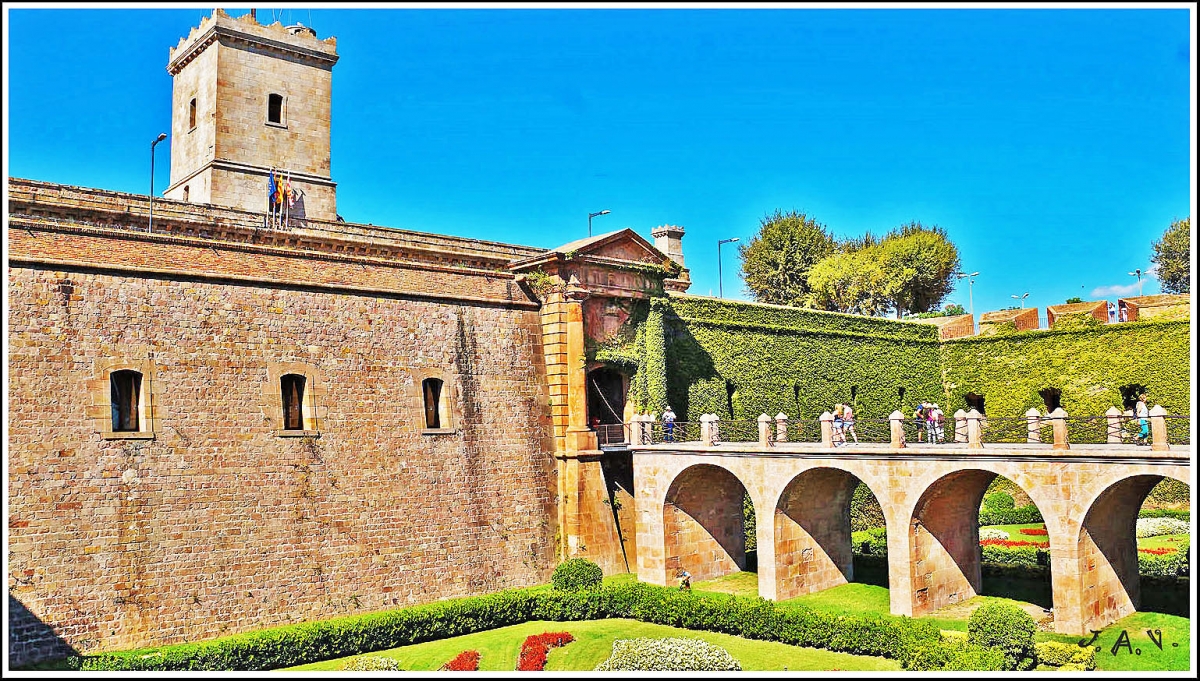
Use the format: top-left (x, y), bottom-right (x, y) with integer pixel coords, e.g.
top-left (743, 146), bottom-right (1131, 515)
top-left (806, 249), bottom-right (891, 316)
top-left (739, 210), bottom-right (836, 306)
top-left (877, 222), bottom-right (961, 318)
top-left (1152, 216), bottom-right (1190, 294)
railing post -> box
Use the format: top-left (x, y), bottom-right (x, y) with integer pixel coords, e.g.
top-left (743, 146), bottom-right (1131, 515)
top-left (758, 413), bottom-right (772, 447)
top-left (819, 411), bottom-right (834, 449)
top-left (775, 412), bottom-right (788, 443)
top-left (966, 408), bottom-right (983, 449)
top-left (953, 409), bottom-right (967, 443)
top-left (1025, 407), bottom-right (1042, 443)
top-left (889, 410), bottom-right (906, 450)
top-left (1149, 405), bottom-right (1169, 451)
top-left (628, 414), bottom-right (642, 445)
top-left (700, 414), bottom-right (714, 447)
top-left (644, 413), bottom-right (657, 445)
top-left (1050, 407), bottom-right (1070, 450)
top-left (1105, 406), bottom-right (1124, 444)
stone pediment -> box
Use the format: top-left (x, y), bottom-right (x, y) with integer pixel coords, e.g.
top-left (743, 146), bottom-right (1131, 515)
top-left (508, 229), bottom-right (676, 300)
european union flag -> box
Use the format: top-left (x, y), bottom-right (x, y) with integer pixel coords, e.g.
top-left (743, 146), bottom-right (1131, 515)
top-left (267, 170), bottom-right (277, 208)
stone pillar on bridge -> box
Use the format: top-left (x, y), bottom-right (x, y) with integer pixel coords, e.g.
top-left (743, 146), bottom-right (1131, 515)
top-left (1026, 408), bottom-right (1042, 443)
top-left (700, 414), bottom-right (715, 446)
top-left (1050, 407), bottom-right (1070, 450)
top-left (889, 410), bottom-right (906, 449)
top-left (775, 413), bottom-right (788, 443)
top-left (966, 409), bottom-right (984, 448)
top-left (819, 411), bottom-right (834, 449)
top-left (1149, 405), bottom-right (1169, 451)
top-left (1106, 406), bottom-right (1124, 444)
top-left (758, 413), bottom-right (772, 447)
top-left (954, 409), bottom-right (967, 443)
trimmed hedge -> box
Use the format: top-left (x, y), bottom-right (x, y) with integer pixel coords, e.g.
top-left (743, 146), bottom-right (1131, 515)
top-left (1139, 507), bottom-right (1190, 522)
top-left (28, 581), bottom-right (946, 672)
top-left (1034, 641), bottom-right (1096, 671)
top-left (968, 602), bottom-right (1036, 670)
top-left (905, 635), bottom-right (1007, 671)
top-left (552, 558), bottom-right (604, 591)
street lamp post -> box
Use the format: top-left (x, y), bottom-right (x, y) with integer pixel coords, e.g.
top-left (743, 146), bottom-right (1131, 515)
top-left (717, 237), bottom-right (739, 298)
top-left (588, 209), bottom-right (610, 237)
top-left (1127, 269), bottom-right (1144, 297)
top-left (1011, 292), bottom-right (1029, 308)
top-left (956, 271), bottom-right (979, 318)
top-left (149, 132), bottom-right (167, 234)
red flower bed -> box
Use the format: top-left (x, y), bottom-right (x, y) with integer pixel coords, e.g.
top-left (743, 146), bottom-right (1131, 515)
top-left (516, 632), bottom-right (575, 671)
top-left (1018, 528), bottom-right (1049, 536)
top-left (1139, 547), bottom-right (1178, 555)
top-left (440, 650), bottom-right (481, 671)
top-left (980, 538), bottom-right (1049, 549)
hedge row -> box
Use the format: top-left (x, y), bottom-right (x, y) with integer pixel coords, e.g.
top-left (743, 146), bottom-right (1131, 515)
top-left (31, 582), bottom-right (945, 672)
top-left (853, 541), bottom-right (1189, 579)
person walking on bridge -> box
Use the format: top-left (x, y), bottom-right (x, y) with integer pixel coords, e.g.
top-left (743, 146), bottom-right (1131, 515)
top-left (842, 402), bottom-right (859, 444)
top-left (1135, 393), bottom-right (1151, 445)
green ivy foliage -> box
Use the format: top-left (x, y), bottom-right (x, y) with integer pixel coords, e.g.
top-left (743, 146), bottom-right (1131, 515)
top-left (939, 319), bottom-right (1191, 418)
top-left (660, 296), bottom-right (942, 421)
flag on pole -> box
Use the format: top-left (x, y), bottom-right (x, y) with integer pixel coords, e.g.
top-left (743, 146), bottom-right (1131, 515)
top-left (267, 169), bottom-right (278, 210)
top-left (286, 172), bottom-right (295, 208)
top-left (274, 169), bottom-right (285, 207)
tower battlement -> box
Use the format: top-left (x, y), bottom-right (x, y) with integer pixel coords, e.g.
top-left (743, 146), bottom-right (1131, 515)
top-left (163, 8), bottom-right (338, 221)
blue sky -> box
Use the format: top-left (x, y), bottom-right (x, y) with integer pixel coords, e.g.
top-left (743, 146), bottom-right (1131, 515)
top-left (4, 4), bottom-right (1194, 318)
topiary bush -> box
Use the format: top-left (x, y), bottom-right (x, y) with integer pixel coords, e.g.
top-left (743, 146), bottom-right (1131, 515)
top-left (967, 602), bottom-right (1037, 670)
top-left (594, 638), bottom-right (741, 671)
top-left (340, 655), bottom-right (401, 671)
top-left (551, 558), bottom-right (603, 591)
top-left (1034, 641), bottom-right (1096, 670)
top-left (904, 634), bottom-right (1007, 671)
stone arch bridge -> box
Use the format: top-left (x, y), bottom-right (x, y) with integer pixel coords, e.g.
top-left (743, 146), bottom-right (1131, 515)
top-left (631, 442), bottom-right (1190, 635)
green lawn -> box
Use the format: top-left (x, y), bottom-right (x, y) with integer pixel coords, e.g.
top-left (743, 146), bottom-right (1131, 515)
top-left (279, 618), bottom-right (901, 672)
top-left (1038, 611), bottom-right (1192, 672)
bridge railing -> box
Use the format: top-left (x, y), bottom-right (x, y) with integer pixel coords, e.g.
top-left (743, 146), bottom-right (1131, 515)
top-left (623, 407), bottom-right (1189, 450)
top-left (847, 417), bottom-right (892, 444)
top-left (1164, 415), bottom-right (1191, 446)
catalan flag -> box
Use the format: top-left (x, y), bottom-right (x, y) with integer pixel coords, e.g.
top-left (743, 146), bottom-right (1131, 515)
top-left (274, 170), bottom-right (285, 207)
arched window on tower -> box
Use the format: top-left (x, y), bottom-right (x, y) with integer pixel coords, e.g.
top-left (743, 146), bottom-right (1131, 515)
top-left (267, 93), bottom-right (284, 125)
top-left (110, 370), bottom-right (143, 432)
top-left (281, 374), bottom-right (306, 431)
top-left (423, 378), bottom-right (445, 429)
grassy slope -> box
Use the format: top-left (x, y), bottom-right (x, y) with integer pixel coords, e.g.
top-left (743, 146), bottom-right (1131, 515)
top-left (280, 618), bottom-right (901, 672)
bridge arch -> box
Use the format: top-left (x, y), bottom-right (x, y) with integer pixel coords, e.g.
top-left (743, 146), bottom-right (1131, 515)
top-left (905, 467), bottom-right (1054, 618)
top-left (661, 463), bottom-right (752, 583)
top-left (772, 467), bottom-right (883, 600)
top-left (1073, 472), bottom-right (1190, 632)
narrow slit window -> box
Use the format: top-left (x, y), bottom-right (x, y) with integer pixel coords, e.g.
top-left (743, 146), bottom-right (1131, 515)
top-left (267, 93), bottom-right (284, 124)
top-left (182, 185), bottom-right (190, 202)
top-left (281, 374), bottom-right (306, 430)
top-left (110, 370), bottom-right (142, 432)
top-left (188, 98), bottom-right (197, 129)
top-left (423, 378), bottom-right (443, 429)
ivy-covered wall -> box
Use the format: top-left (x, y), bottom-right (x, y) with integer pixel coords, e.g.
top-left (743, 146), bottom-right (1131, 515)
top-left (594, 293), bottom-right (1190, 425)
top-left (653, 295), bottom-right (944, 421)
top-left (938, 319), bottom-right (1191, 417)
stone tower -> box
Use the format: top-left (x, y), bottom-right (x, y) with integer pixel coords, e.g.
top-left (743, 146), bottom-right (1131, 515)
top-left (163, 9), bottom-right (339, 221)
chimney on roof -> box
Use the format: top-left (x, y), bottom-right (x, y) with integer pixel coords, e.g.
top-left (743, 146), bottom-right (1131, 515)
top-left (651, 224), bottom-right (686, 269)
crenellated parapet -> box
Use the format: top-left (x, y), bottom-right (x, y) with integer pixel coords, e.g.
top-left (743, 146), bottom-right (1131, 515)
top-left (167, 7), bottom-right (337, 76)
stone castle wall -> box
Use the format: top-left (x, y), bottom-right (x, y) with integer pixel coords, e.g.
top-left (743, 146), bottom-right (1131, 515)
top-left (7, 211), bottom-right (559, 665)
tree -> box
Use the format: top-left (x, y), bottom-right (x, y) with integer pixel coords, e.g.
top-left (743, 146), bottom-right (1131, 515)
top-left (877, 222), bottom-right (961, 318)
top-left (739, 210), bottom-right (836, 306)
top-left (1065, 296), bottom-right (1084, 304)
top-left (944, 303), bottom-right (967, 316)
top-left (806, 249), bottom-right (890, 316)
top-left (1152, 217), bottom-right (1190, 294)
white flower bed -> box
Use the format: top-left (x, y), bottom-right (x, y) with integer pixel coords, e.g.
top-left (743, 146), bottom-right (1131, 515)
top-left (594, 638), bottom-right (742, 671)
top-left (979, 528), bottom-right (1010, 541)
top-left (1136, 517), bottom-right (1190, 538)
top-left (340, 655), bottom-right (401, 671)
